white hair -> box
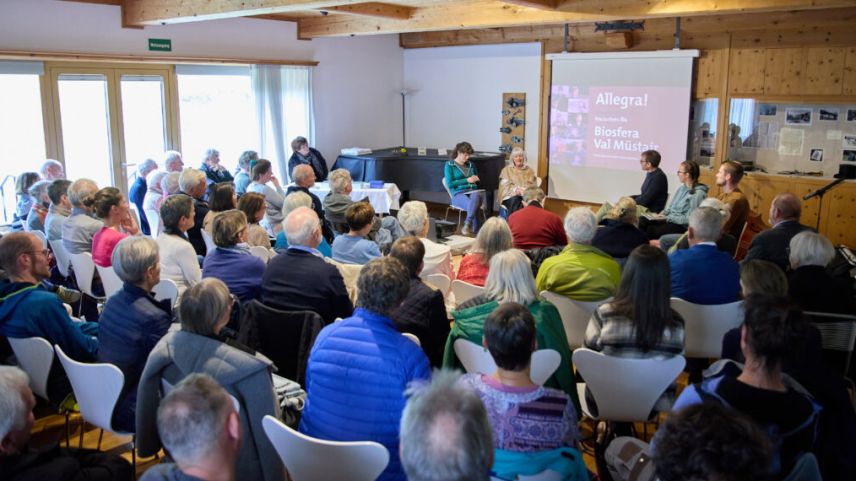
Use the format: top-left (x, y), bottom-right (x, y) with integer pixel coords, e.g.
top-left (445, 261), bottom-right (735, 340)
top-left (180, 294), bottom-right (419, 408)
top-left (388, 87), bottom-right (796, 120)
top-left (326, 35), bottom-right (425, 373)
top-left (398, 201), bottom-right (428, 236)
top-left (161, 172), bottom-right (181, 195)
top-left (203, 148), bottom-right (219, 160)
top-left (484, 249), bottom-right (537, 305)
top-left (28, 180), bottom-right (51, 203)
top-left (789, 231), bottom-right (835, 268)
top-left (689, 206), bottom-right (723, 242)
top-left (163, 150), bottom-right (182, 170)
top-left (282, 191), bottom-right (313, 222)
top-left (138, 158), bottom-right (158, 176)
top-left (291, 164), bottom-right (313, 185)
top-left (39, 159), bottom-right (63, 178)
top-left (563, 207), bottom-right (596, 244)
top-left (0, 366), bottom-right (31, 440)
top-left (67, 178), bottom-right (98, 208)
top-left (285, 206), bottom-right (320, 247)
top-left (112, 236), bottom-right (159, 285)
top-left (179, 168), bottom-right (206, 193)
top-left (699, 197), bottom-right (731, 225)
top-left (147, 171), bottom-right (167, 195)
top-left (329, 169), bottom-right (352, 194)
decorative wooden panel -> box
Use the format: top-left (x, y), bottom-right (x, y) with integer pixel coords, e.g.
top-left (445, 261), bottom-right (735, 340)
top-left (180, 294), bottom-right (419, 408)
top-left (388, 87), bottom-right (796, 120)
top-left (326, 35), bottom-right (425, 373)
top-left (764, 48), bottom-right (805, 95)
top-left (822, 183), bottom-right (856, 248)
top-left (844, 47), bottom-right (856, 95)
top-left (791, 180), bottom-right (823, 228)
top-left (804, 47), bottom-right (846, 95)
top-left (728, 48), bottom-right (766, 94)
top-left (695, 48), bottom-right (725, 98)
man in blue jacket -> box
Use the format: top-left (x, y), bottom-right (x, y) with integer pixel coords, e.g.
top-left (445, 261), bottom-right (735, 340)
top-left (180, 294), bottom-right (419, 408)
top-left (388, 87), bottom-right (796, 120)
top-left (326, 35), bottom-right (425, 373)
top-left (0, 232), bottom-right (98, 407)
top-left (299, 256), bottom-right (431, 481)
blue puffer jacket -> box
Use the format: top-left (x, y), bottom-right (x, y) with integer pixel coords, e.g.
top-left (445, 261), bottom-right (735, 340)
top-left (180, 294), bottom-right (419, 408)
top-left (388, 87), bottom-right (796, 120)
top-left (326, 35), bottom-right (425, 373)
top-left (299, 308), bottom-right (431, 481)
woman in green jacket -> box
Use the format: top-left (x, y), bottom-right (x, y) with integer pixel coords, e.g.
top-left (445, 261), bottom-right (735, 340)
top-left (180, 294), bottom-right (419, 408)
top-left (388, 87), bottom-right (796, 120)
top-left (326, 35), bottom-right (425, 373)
top-left (443, 248), bottom-right (580, 416)
top-left (444, 141), bottom-right (487, 236)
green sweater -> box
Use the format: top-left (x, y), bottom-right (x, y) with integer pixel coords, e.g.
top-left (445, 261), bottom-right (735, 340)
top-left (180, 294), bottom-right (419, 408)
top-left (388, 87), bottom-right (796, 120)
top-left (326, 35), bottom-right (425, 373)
top-left (444, 160), bottom-right (479, 196)
top-left (443, 299), bottom-right (580, 416)
top-left (535, 243), bottom-right (621, 302)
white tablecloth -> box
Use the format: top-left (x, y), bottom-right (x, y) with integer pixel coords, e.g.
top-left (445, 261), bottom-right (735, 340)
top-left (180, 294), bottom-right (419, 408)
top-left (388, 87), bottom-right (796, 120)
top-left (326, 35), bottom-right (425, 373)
top-left (308, 182), bottom-right (401, 214)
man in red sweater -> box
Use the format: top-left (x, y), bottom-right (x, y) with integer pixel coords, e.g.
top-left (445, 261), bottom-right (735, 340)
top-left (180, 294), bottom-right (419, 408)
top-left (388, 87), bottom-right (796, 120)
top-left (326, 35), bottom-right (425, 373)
top-left (507, 187), bottom-right (567, 250)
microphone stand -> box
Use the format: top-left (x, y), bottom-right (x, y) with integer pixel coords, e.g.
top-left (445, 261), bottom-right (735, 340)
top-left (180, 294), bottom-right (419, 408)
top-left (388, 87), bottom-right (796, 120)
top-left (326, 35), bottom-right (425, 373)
top-left (803, 178), bottom-right (846, 231)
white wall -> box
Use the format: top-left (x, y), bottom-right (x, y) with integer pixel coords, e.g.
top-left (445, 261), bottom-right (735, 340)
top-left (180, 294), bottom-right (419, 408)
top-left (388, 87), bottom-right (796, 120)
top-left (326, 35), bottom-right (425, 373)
top-left (0, 0), bottom-right (403, 163)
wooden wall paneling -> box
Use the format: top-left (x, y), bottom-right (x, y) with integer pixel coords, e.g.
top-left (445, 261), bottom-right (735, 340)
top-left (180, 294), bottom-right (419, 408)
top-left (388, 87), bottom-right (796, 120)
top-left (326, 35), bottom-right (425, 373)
top-left (844, 47), bottom-right (856, 95)
top-left (695, 48), bottom-right (725, 98)
top-left (739, 176), bottom-right (761, 213)
top-left (791, 180), bottom-right (824, 228)
top-left (699, 170), bottom-right (719, 197)
top-left (728, 48), bottom-right (766, 94)
top-left (764, 48), bottom-right (805, 96)
top-left (730, 27), bottom-right (856, 49)
top-left (804, 47), bottom-right (846, 95)
top-left (821, 183), bottom-right (856, 248)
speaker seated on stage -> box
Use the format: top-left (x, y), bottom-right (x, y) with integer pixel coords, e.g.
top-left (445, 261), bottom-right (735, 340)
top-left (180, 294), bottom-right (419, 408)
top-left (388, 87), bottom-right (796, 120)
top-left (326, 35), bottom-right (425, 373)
top-left (444, 141), bottom-right (487, 237)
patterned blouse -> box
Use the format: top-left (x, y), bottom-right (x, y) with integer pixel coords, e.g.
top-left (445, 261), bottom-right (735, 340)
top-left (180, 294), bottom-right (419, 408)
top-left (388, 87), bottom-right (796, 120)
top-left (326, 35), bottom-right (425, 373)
top-left (584, 302), bottom-right (685, 358)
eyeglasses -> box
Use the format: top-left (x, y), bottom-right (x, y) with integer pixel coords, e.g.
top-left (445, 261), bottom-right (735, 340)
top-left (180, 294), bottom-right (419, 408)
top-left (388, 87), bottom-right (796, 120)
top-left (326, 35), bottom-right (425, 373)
top-left (25, 249), bottom-right (51, 258)
top-left (677, 171), bottom-right (688, 175)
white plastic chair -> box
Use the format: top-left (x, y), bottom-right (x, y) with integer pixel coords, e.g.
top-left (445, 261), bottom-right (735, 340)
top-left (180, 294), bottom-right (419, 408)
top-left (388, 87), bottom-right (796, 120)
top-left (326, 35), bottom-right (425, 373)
top-left (424, 273), bottom-right (451, 297)
top-left (453, 339), bottom-right (561, 386)
top-left (48, 239), bottom-right (72, 278)
top-left (249, 245), bottom-right (274, 263)
top-left (144, 207), bottom-right (161, 237)
top-left (670, 298), bottom-right (744, 359)
top-left (541, 291), bottom-right (610, 350)
top-left (451, 280), bottom-right (485, 307)
top-left (151, 278), bottom-right (179, 308)
top-left (573, 348), bottom-right (685, 422)
top-left (805, 311), bottom-right (856, 375)
top-left (8, 336), bottom-right (53, 400)
top-left (402, 332), bottom-right (421, 346)
top-left (262, 414), bottom-right (389, 481)
top-left (69, 252), bottom-right (103, 300)
top-left (95, 264), bottom-right (123, 298)
top-left (201, 229), bottom-right (216, 253)
top-left (54, 344), bottom-right (135, 467)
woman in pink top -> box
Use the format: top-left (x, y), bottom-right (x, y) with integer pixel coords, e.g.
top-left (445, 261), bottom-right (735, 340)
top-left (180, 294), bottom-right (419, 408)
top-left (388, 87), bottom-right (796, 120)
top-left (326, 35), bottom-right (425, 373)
top-left (91, 187), bottom-right (140, 267)
top-left (457, 217), bottom-right (513, 286)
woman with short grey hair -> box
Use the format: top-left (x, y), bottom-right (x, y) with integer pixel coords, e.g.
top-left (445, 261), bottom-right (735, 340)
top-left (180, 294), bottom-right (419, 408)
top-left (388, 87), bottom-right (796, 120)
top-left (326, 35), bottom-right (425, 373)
top-left (397, 200), bottom-right (454, 280)
top-left (457, 217), bottom-right (513, 286)
top-left (444, 249), bottom-right (577, 406)
top-left (98, 235), bottom-right (172, 433)
top-left (273, 192), bottom-right (332, 256)
top-left (328, 168), bottom-right (352, 195)
top-left (136, 277), bottom-right (283, 481)
top-left (25, 180), bottom-right (51, 233)
top-left (161, 171), bottom-right (181, 196)
top-left (788, 231), bottom-right (854, 313)
top-left (202, 210), bottom-right (266, 302)
top-left (156, 194), bottom-right (201, 296)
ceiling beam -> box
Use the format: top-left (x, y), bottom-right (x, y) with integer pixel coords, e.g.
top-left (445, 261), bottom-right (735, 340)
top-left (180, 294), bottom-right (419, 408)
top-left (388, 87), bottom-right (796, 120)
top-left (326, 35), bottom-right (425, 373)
top-left (322, 3), bottom-right (414, 20)
top-left (298, 0), bottom-right (856, 38)
top-left (500, 0), bottom-right (559, 10)
top-left (123, 0), bottom-right (367, 26)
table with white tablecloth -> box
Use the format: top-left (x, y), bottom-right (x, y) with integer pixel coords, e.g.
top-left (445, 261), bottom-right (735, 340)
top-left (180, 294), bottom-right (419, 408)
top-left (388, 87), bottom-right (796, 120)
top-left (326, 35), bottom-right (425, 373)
top-left (308, 181), bottom-right (401, 214)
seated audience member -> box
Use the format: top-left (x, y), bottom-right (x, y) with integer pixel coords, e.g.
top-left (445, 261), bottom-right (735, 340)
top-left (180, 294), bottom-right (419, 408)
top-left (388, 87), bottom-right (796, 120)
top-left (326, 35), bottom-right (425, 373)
top-left (389, 236), bottom-right (450, 367)
top-left (199, 148), bottom-right (233, 187)
top-left (136, 278), bottom-right (283, 481)
top-left (788, 231), bottom-right (855, 314)
top-left (12, 172), bottom-right (40, 230)
top-left (0, 233), bottom-right (98, 407)
top-left (0, 366), bottom-right (132, 481)
top-left (457, 216), bottom-right (513, 286)
top-left (445, 249), bottom-right (578, 410)
top-left (631, 150), bottom-right (668, 213)
top-left (299, 257), bottom-right (431, 481)
top-left (98, 236), bottom-right (171, 433)
top-left (140, 374), bottom-right (240, 481)
top-left (400, 370), bottom-right (493, 481)
top-left (745, 193), bottom-right (812, 271)
top-left (286, 164), bottom-right (334, 242)
top-left (91, 187), bottom-right (140, 267)
top-left (288, 136), bottom-right (328, 182)
top-left (237, 192), bottom-right (273, 248)
top-left (179, 168), bottom-right (210, 256)
top-left (202, 182), bottom-right (237, 235)
top-left (323, 168), bottom-right (400, 248)
top-left (202, 210), bottom-right (265, 302)
top-left (715, 160), bottom-right (750, 239)
top-left (142, 171), bottom-right (168, 236)
top-left (62, 178), bottom-right (102, 254)
top-left (273, 191), bottom-right (333, 257)
top-left (40, 159), bottom-right (65, 181)
top-left (535, 207), bottom-right (621, 302)
top-left (129, 158), bottom-right (158, 236)
top-left (585, 245), bottom-right (684, 414)
top-left (669, 207), bottom-right (740, 304)
top-left (331, 202), bottom-right (381, 264)
top-left (444, 141), bottom-right (487, 236)
top-left (161, 171), bottom-right (181, 196)
top-left (499, 147), bottom-right (537, 215)
top-left (397, 200), bottom-right (454, 280)
top-left (44, 179), bottom-right (72, 242)
top-left (25, 180), bottom-right (51, 233)
top-left (156, 194), bottom-right (202, 296)
top-left (234, 150), bottom-right (258, 196)
top-left (507, 186), bottom-right (566, 250)
top-left (663, 197), bottom-right (737, 255)
top-left (591, 197), bottom-right (649, 260)
top-left (247, 159), bottom-right (285, 234)
top-left (261, 206), bottom-right (352, 323)
top-left (643, 160), bottom-right (708, 239)
top-left (462, 302), bottom-right (579, 451)
top-left (162, 150), bottom-right (184, 173)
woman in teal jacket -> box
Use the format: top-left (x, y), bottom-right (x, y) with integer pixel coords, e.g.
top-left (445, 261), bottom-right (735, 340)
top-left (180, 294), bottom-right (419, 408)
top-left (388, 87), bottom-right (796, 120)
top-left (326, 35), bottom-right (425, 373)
top-left (444, 141), bottom-right (487, 236)
top-left (644, 160), bottom-right (708, 239)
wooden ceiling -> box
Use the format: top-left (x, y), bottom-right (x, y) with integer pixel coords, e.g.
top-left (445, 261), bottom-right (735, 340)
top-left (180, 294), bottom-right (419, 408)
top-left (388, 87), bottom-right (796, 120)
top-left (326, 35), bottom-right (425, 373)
top-left (67, 0), bottom-right (856, 40)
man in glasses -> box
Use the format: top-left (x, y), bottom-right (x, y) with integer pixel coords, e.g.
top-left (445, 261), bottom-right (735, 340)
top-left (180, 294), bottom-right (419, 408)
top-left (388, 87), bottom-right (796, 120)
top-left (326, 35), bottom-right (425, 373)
top-left (631, 149), bottom-right (668, 213)
top-left (0, 232), bottom-right (98, 409)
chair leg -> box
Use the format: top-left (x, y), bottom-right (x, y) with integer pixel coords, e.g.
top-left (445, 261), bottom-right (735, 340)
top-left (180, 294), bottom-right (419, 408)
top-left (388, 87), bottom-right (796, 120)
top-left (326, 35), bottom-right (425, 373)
top-left (78, 420), bottom-right (85, 448)
top-left (131, 437), bottom-right (137, 480)
top-left (445, 206), bottom-right (451, 222)
top-left (64, 412), bottom-right (70, 447)
top-left (97, 428), bottom-right (104, 450)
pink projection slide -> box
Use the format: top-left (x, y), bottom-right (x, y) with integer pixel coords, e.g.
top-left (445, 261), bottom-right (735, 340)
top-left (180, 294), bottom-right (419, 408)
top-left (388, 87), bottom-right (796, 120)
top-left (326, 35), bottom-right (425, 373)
top-left (549, 85), bottom-right (690, 171)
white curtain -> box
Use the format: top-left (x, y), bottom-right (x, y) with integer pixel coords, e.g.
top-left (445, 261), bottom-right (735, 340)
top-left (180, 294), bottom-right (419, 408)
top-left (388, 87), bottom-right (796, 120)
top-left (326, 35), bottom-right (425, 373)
top-left (251, 65), bottom-right (314, 182)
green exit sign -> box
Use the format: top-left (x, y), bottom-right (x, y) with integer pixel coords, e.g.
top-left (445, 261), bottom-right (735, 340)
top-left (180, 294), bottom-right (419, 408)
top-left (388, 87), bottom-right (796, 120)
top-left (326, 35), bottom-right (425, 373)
top-left (148, 38), bottom-right (172, 52)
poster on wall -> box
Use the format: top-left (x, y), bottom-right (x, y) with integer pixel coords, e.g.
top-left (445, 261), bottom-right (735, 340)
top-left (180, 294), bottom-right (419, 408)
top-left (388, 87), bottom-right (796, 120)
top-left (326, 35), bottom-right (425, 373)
top-left (818, 108), bottom-right (839, 121)
top-left (810, 149), bottom-right (823, 162)
top-left (785, 108), bottom-right (812, 126)
top-left (847, 109), bottom-right (856, 122)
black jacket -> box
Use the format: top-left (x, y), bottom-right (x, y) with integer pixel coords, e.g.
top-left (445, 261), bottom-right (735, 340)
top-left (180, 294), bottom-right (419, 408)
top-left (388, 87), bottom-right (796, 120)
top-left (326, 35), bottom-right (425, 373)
top-left (633, 168), bottom-right (668, 212)
top-left (391, 277), bottom-right (449, 368)
top-left (592, 219), bottom-right (649, 259)
top-left (288, 147), bottom-right (329, 182)
top-left (182, 194), bottom-right (209, 256)
top-left (744, 220), bottom-right (813, 271)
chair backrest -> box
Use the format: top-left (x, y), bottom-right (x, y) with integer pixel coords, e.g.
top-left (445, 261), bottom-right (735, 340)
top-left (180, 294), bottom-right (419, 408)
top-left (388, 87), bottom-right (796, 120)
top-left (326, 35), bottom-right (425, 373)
top-left (201, 229), bottom-right (216, 253)
top-left (402, 332), bottom-right (421, 346)
top-left (95, 264), bottom-right (123, 298)
top-left (8, 337), bottom-right (53, 400)
top-left (733, 212), bottom-right (767, 261)
top-left (540, 291), bottom-right (608, 349)
top-left (69, 251), bottom-right (98, 298)
top-left (453, 339), bottom-right (560, 385)
top-left (249, 245), bottom-right (274, 263)
top-left (424, 273), bottom-right (451, 297)
top-left (262, 415), bottom-right (389, 481)
top-left (670, 298), bottom-right (744, 359)
top-left (48, 239), bottom-right (72, 278)
top-left (152, 278), bottom-right (179, 308)
top-left (451, 280), bottom-right (485, 307)
top-left (573, 348), bottom-right (686, 422)
top-left (440, 176), bottom-right (455, 202)
top-left (805, 311), bottom-right (856, 375)
top-left (144, 208), bottom-right (162, 237)
top-left (54, 344), bottom-right (126, 434)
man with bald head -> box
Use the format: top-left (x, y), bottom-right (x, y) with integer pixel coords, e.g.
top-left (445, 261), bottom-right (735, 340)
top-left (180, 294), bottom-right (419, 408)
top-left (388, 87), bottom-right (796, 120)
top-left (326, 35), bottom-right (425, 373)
top-left (287, 164), bottom-right (334, 243)
top-left (40, 159), bottom-right (65, 181)
top-left (162, 150), bottom-right (184, 173)
top-left (260, 206), bottom-right (352, 323)
top-left (744, 193), bottom-right (813, 271)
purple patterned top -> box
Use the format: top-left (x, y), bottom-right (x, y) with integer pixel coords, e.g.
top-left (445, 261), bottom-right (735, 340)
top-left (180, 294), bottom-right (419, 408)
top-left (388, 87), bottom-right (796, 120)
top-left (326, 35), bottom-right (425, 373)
top-left (461, 373), bottom-right (578, 452)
